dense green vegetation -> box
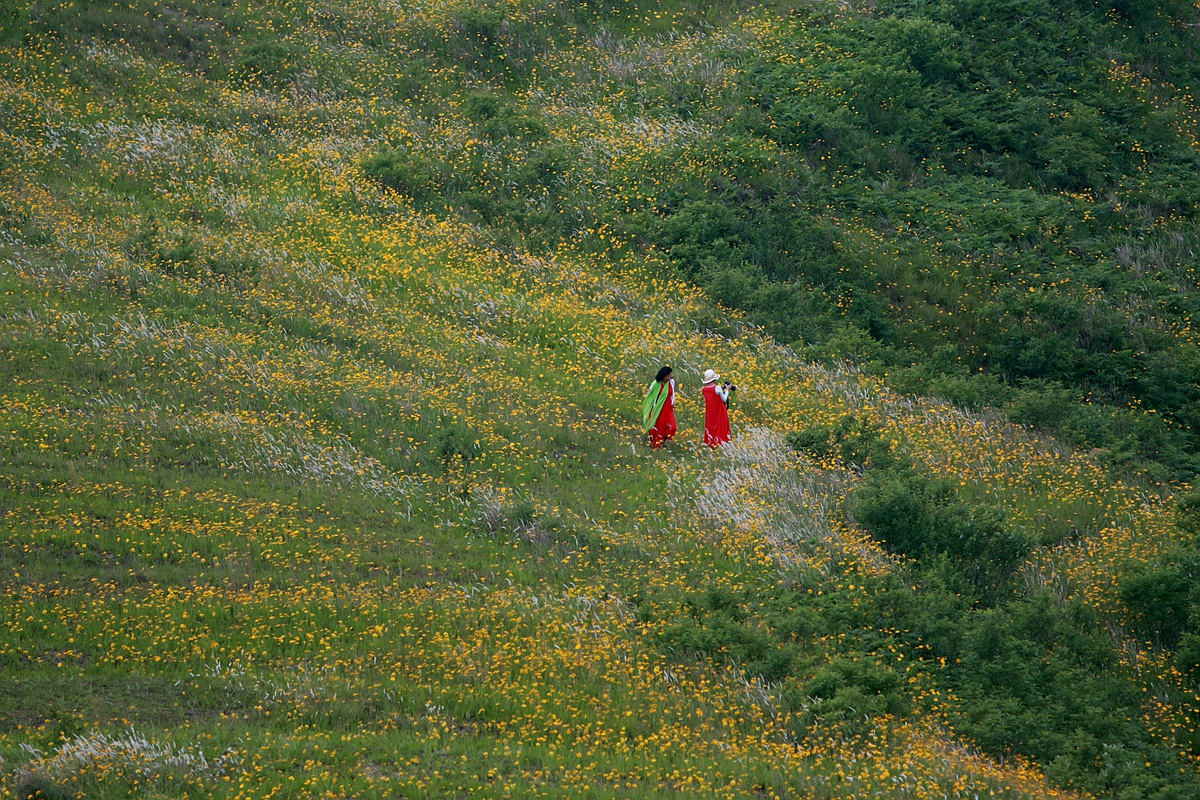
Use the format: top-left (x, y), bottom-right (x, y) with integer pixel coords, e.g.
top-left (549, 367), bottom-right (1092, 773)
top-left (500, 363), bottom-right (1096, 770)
top-left (363, 0), bottom-right (1200, 480)
top-left (776, 427), bottom-right (1200, 798)
top-left (5, 0), bottom-right (1200, 797)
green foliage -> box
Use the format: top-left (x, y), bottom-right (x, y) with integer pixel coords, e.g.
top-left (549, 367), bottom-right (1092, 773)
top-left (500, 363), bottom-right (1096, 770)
top-left (657, 587), bottom-right (795, 682)
top-left (650, 566), bottom-right (1200, 797)
top-left (1176, 488), bottom-right (1200, 537)
top-left (851, 460), bottom-right (1030, 601)
top-left (461, 90), bottom-right (548, 140)
top-left (1120, 546), bottom-right (1200, 648)
top-left (27, 0), bottom-right (237, 66)
top-left (952, 596), bottom-right (1147, 782)
top-left (234, 40), bottom-right (305, 87)
top-left (360, 148), bottom-right (444, 207)
top-left (727, 0), bottom-right (1200, 479)
top-left (422, 2), bottom-right (544, 84)
top-left (433, 417), bottom-right (480, 467)
top-left (14, 773), bottom-right (77, 800)
top-left (785, 414), bottom-right (896, 471)
top-left (361, 93), bottom-right (572, 250)
top-left (15, 0), bottom-right (1200, 795)
top-left (366, 0), bottom-right (1200, 480)
top-left (650, 436), bottom-right (1200, 795)
top-left (801, 656), bottom-right (908, 728)
top-left (677, 565), bottom-right (1199, 796)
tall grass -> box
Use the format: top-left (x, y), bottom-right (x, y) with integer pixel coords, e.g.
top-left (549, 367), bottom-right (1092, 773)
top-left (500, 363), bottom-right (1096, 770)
top-left (1, 0), bottom-right (1196, 797)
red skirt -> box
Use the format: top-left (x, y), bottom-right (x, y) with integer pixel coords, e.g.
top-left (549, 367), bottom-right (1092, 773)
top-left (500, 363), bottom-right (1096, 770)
top-left (649, 387), bottom-right (676, 448)
top-left (702, 384), bottom-right (731, 447)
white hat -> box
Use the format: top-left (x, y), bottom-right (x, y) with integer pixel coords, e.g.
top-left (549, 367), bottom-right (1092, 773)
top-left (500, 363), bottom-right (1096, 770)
top-left (702, 369), bottom-right (719, 384)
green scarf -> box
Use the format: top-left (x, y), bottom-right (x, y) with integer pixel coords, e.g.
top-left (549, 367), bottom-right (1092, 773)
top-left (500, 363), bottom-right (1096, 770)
top-left (642, 380), bottom-right (669, 432)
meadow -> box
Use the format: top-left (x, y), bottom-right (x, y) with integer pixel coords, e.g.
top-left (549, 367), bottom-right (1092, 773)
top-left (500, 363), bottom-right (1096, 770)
top-left (2, 0), bottom-right (1200, 797)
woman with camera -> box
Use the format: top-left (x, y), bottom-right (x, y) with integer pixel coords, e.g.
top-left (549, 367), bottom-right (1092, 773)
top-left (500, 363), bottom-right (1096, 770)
top-left (701, 368), bottom-right (733, 447)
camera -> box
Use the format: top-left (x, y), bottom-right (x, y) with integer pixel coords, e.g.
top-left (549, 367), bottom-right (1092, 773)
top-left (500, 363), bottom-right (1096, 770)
top-left (723, 382), bottom-right (737, 392)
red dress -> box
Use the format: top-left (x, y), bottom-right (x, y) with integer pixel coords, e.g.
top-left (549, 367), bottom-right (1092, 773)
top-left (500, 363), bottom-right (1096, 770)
top-left (648, 380), bottom-right (677, 449)
top-left (702, 383), bottom-right (731, 447)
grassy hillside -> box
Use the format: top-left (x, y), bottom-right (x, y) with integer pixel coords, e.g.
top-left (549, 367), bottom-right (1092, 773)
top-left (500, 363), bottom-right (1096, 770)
top-left (2, 0), bottom-right (1200, 798)
top-left (355, 0), bottom-right (1200, 481)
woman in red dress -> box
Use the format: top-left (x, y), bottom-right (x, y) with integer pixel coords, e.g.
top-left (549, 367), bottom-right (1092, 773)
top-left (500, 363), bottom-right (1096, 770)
top-left (642, 365), bottom-right (677, 449)
top-left (701, 368), bottom-right (732, 447)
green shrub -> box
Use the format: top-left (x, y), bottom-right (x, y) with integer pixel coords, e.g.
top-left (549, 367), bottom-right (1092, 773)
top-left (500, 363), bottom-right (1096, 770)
top-left (785, 414), bottom-right (895, 471)
top-left (1006, 379), bottom-right (1077, 432)
top-left (850, 461), bottom-right (1030, 600)
top-left (1174, 488), bottom-right (1200, 537)
top-left (436, 3), bottom-right (540, 83)
top-left (461, 91), bottom-right (548, 140)
top-left (1120, 548), bottom-right (1200, 647)
top-left (657, 588), bottom-right (795, 682)
top-left (234, 40), bottom-right (304, 86)
top-left (361, 149), bottom-right (441, 205)
top-left (802, 656), bottom-right (908, 724)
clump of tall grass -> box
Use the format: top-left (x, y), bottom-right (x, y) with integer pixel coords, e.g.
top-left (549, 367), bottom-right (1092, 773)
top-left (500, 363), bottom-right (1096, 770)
top-left (694, 426), bottom-right (888, 575)
top-left (13, 728), bottom-right (239, 800)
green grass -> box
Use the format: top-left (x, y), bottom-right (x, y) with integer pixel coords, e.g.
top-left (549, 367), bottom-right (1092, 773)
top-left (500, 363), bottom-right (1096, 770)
top-left (4, 0), bottom-right (1200, 797)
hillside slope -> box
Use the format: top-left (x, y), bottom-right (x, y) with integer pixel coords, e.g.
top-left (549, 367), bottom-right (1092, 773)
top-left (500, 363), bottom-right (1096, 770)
top-left (2, 0), bottom-right (1200, 798)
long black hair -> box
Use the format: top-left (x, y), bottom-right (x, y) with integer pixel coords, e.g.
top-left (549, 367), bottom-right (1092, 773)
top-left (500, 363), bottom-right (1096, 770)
top-left (654, 365), bottom-right (673, 383)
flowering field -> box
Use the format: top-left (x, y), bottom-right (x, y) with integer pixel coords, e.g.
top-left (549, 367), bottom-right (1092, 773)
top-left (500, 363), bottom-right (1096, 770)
top-left (1, 0), bottom-right (1198, 797)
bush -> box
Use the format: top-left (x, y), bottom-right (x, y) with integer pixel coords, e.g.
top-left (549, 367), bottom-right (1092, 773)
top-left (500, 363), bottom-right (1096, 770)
top-left (360, 149), bottom-right (441, 205)
top-left (235, 40), bottom-right (304, 86)
top-left (435, 3), bottom-right (540, 83)
top-left (1175, 488), bottom-right (1200, 537)
top-left (802, 656), bottom-right (908, 723)
top-left (461, 91), bottom-right (548, 140)
top-left (785, 414), bottom-right (895, 471)
top-left (850, 460), bottom-right (1030, 601)
top-left (1006, 379), bottom-right (1077, 432)
top-left (657, 587), bottom-right (795, 682)
top-left (1120, 548), bottom-right (1200, 647)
